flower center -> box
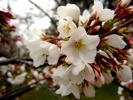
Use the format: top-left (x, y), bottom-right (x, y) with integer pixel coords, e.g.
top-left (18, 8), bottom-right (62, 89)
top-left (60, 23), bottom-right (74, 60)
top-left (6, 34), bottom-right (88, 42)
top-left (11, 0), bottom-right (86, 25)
top-left (74, 39), bottom-right (84, 50)
top-left (63, 24), bottom-right (71, 34)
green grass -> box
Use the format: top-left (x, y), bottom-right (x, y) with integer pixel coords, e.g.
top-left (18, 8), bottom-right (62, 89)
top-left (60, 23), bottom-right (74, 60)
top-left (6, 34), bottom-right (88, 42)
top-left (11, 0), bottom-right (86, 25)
top-left (19, 83), bottom-right (119, 100)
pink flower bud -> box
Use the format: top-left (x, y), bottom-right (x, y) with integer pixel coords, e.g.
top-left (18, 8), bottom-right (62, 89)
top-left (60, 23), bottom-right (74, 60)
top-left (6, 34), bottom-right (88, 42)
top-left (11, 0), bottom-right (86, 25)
top-left (125, 36), bottom-right (133, 47)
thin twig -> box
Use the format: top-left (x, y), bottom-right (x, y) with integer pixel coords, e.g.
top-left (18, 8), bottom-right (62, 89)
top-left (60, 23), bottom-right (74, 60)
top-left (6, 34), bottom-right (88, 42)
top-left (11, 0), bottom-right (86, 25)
top-left (113, 79), bottom-right (133, 94)
top-left (0, 57), bottom-right (33, 66)
top-left (28, 0), bottom-right (57, 28)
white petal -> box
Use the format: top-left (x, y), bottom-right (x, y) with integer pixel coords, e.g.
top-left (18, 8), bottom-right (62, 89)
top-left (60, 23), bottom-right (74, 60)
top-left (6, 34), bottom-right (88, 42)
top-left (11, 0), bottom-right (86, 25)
top-left (118, 65), bottom-right (132, 82)
top-left (83, 84), bottom-right (95, 98)
top-left (71, 62), bottom-right (85, 75)
top-left (49, 45), bottom-right (60, 57)
top-left (71, 71), bottom-right (85, 84)
top-left (105, 34), bottom-right (126, 49)
top-left (62, 66), bottom-right (72, 81)
top-left (84, 66), bottom-right (95, 81)
top-left (40, 42), bottom-right (52, 54)
top-left (79, 48), bottom-right (96, 63)
top-left (57, 6), bottom-right (67, 18)
top-left (92, 0), bottom-right (103, 11)
top-left (52, 65), bottom-right (67, 83)
top-left (66, 4), bottom-right (80, 21)
top-left (63, 83), bottom-right (80, 99)
top-left (56, 84), bottom-right (65, 95)
top-left (47, 56), bottom-right (58, 65)
top-left (67, 50), bottom-right (82, 65)
top-left (99, 9), bottom-right (114, 21)
top-left (53, 65), bottom-right (67, 77)
top-left (32, 54), bottom-right (46, 67)
top-left (80, 9), bottom-right (90, 23)
top-left (61, 41), bottom-right (74, 55)
top-left (71, 27), bottom-right (87, 41)
top-left (102, 70), bottom-right (114, 84)
top-left (95, 80), bottom-right (103, 87)
top-left (83, 35), bottom-right (100, 50)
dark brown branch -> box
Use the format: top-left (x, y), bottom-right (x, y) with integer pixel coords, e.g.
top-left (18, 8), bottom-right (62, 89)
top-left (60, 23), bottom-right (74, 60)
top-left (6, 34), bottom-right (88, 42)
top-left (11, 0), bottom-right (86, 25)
top-left (28, 0), bottom-right (57, 28)
top-left (0, 84), bottom-right (35, 100)
top-left (113, 79), bottom-right (133, 94)
top-left (0, 46), bottom-right (12, 58)
top-left (0, 79), bottom-right (61, 100)
top-left (0, 57), bottom-right (33, 66)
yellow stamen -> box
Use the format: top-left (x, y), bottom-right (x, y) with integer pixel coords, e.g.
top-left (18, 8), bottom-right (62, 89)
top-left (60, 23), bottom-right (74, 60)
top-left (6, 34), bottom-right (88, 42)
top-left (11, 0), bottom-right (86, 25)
top-left (74, 39), bottom-right (84, 50)
top-left (63, 24), bottom-right (71, 34)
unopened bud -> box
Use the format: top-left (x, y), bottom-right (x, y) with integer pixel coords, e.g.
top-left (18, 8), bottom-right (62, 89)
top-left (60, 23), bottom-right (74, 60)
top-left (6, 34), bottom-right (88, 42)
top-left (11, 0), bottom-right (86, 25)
top-left (120, 0), bottom-right (131, 7)
top-left (125, 36), bottom-right (133, 47)
top-left (88, 25), bottom-right (100, 34)
top-left (127, 6), bottom-right (133, 14)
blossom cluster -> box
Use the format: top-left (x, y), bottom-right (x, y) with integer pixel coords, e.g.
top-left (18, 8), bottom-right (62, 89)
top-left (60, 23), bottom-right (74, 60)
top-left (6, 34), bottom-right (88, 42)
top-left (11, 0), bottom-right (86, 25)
top-left (25, 0), bottom-right (133, 99)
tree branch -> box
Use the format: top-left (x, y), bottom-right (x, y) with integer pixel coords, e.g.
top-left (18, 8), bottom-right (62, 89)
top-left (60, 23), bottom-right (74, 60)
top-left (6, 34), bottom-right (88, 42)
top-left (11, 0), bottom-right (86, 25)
top-left (0, 57), bottom-right (33, 66)
top-left (113, 79), bottom-right (133, 94)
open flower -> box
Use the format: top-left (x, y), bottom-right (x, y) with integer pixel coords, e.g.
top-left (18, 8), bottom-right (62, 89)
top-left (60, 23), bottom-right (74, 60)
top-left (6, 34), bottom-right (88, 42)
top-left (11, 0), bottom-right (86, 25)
top-left (58, 17), bottom-right (77, 39)
top-left (57, 4), bottom-right (80, 22)
top-left (61, 27), bottom-right (100, 65)
top-left (28, 41), bottom-right (52, 67)
top-left (92, 0), bottom-right (114, 21)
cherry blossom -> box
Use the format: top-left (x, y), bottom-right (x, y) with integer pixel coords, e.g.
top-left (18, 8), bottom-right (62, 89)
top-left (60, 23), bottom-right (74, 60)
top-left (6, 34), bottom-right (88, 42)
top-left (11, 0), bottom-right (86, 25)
top-left (57, 4), bottom-right (80, 22)
top-left (58, 17), bottom-right (77, 39)
top-left (61, 27), bottom-right (100, 65)
top-left (92, 0), bottom-right (114, 21)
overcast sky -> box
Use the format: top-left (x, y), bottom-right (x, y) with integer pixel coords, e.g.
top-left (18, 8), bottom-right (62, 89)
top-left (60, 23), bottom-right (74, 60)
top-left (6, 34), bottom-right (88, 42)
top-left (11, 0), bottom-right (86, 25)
top-left (0, 0), bottom-right (56, 31)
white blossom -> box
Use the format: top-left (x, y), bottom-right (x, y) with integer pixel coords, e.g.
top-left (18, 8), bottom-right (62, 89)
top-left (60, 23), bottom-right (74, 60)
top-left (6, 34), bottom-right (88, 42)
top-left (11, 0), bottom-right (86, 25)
top-left (92, 0), bottom-right (114, 21)
top-left (58, 17), bottom-right (77, 39)
top-left (25, 29), bottom-right (60, 67)
top-left (63, 63), bottom-right (95, 85)
top-left (105, 34), bottom-right (126, 49)
top-left (8, 72), bottom-right (27, 85)
top-left (61, 27), bottom-right (100, 65)
top-left (117, 65), bottom-right (132, 82)
top-left (102, 70), bottom-right (114, 84)
top-left (52, 65), bottom-right (69, 85)
top-left (83, 84), bottom-right (96, 98)
top-left (80, 9), bottom-right (90, 24)
top-left (56, 83), bottom-right (80, 99)
top-left (57, 4), bottom-right (80, 22)
top-left (28, 41), bottom-right (52, 67)
top-left (47, 45), bottom-right (60, 65)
